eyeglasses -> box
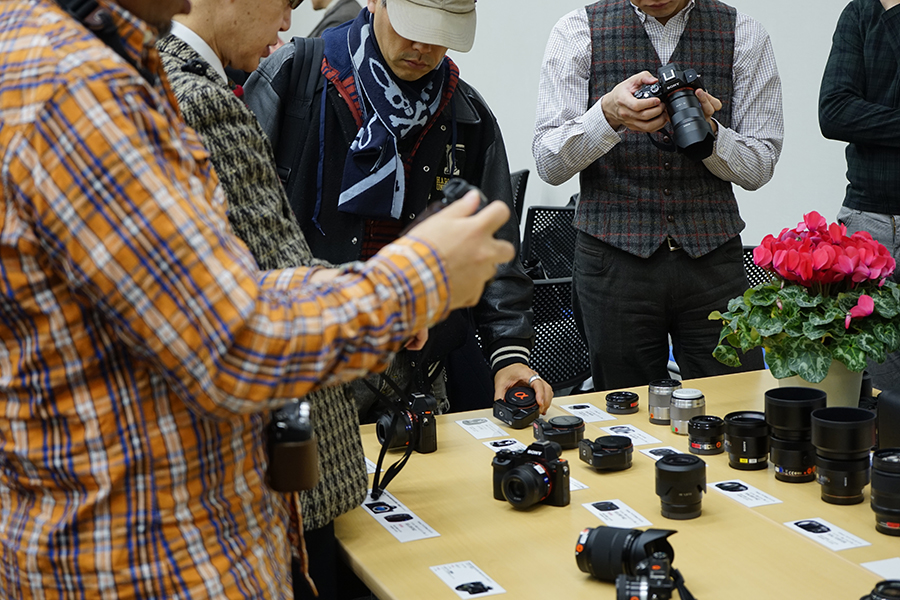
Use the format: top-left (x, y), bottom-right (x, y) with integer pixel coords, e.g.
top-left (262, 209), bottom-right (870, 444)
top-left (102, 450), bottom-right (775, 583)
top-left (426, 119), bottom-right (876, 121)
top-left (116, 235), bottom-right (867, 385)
top-left (290, 0), bottom-right (303, 8)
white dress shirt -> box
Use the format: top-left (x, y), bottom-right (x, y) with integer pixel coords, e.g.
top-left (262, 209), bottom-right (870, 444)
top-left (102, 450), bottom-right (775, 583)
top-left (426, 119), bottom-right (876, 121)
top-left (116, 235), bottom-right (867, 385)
top-left (169, 21), bottom-right (228, 84)
top-left (532, 0), bottom-right (784, 192)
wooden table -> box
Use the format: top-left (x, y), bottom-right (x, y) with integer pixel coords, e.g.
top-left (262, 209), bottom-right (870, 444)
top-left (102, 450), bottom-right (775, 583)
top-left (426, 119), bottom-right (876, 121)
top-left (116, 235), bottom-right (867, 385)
top-left (334, 370), bottom-right (896, 599)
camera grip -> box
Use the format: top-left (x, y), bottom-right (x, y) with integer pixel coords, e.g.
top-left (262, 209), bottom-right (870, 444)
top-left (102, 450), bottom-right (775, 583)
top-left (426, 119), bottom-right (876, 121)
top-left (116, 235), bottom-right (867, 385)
top-left (267, 435), bottom-right (320, 493)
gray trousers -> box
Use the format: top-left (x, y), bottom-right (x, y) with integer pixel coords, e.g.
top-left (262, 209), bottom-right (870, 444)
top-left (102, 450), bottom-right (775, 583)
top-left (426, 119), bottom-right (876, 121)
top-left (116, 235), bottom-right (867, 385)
top-left (837, 207), bottom-right (900, 393)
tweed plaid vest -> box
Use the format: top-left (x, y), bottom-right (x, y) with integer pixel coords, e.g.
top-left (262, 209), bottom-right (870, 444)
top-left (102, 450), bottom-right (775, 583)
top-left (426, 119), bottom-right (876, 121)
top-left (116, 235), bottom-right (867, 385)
top-left (578, 0), bottom-right (743, 258)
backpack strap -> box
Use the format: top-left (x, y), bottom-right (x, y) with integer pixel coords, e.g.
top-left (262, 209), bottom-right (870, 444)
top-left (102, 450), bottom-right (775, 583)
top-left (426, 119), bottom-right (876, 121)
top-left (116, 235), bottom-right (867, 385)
top-left (274, 36), bottom-right (325, 188)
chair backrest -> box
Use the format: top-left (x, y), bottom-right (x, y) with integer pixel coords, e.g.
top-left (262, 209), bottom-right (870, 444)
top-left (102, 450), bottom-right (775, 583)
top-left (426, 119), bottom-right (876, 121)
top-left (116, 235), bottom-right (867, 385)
top-left (743, 245), bottom-right (776, 287)
top-left (521, 205), bottom-right (577, 279)
top-left (510, 169), bottom-right (529, 225)
top-left (530, 277), bottom-right (591, 394)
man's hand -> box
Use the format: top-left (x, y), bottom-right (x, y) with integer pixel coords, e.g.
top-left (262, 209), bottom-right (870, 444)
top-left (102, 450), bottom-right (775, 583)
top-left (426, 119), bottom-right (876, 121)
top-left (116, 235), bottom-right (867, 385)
top-left (493, 363), bottom-right (554, 415)
top-left (405, 192), bottom-right (515, 311)
top-left (404, 329), bottom-right (428, 351)
top-left (695, 89), bottom-right (722, 135)
top-left (600, 71), bottom-right (668, 132)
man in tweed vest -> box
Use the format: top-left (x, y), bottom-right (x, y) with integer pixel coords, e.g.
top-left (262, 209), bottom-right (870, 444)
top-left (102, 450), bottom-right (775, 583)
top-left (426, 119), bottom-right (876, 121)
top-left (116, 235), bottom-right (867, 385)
top-left (819, 0), bottom-right (900, 392)
top-left (533, 0), bottom-right (784, 390)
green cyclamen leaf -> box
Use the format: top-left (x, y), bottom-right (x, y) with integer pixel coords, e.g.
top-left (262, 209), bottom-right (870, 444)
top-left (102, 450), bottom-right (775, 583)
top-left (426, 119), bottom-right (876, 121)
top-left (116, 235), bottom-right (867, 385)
top-left (748, 288), bottom-right (778, 306)
top-left (872, 291), bottom-right (900, 319)
top-left (747, 306), bottom-right (783, 337)
top-left (728, 296), bottom-right (747, 313)
top-left (857, 331), bottom-right (886, 364)
top-left (832, 340), bottom-right (867, 372)
top-left (801, 320), bottom-right (828, 341)
top-left (873, 321), bottom-right (900, 353)
top-left (765, 348), bottom-right (793, 379)
top-left (785, 337), bottom-right (832, 383)
top-left (712, 345), bottom-right (741, 367)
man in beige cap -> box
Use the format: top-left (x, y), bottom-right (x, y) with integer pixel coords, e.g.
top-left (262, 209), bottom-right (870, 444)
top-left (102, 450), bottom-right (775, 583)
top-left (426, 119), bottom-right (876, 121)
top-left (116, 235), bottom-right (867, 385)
top-left (245, 4), bottom-right (552, 594)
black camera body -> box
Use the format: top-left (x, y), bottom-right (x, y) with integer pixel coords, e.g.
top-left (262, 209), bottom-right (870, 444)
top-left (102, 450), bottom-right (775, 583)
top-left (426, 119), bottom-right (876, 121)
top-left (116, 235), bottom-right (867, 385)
top-left (578, 435), bottom-right (634, 471)
top-left (494, 386), bottom-right (540, 429)
top-left (376, 392), bottom-right (438, 454)
top-left (633, 63), bottom-right (716, 161)
top-left (533, 415), bottom-right (585, 450)
top-left (492, 440), bottom-right (570, 509)
top-left (267, 400), bottom-right (319, 492)
top-left (616, 552), bottom-right (676, 600)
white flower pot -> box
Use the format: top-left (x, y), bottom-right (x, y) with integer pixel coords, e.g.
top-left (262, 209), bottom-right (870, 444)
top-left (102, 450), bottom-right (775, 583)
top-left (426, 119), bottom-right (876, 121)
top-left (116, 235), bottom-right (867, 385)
top-left (777, 360), bottom-right (863, 408)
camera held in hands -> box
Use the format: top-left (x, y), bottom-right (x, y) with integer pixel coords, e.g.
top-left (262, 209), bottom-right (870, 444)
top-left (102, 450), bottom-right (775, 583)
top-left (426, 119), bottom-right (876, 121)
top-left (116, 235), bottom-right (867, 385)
top-left (633, 63), bottom-right (716, 161)
top-left (267, 400), bottom-right (319, 493)
top-left (376, 392), bottom-right (438, 454)
top-left (492, 440), bottom-right (570, 509)
top-left (494, 386), bottom-right (540, 429)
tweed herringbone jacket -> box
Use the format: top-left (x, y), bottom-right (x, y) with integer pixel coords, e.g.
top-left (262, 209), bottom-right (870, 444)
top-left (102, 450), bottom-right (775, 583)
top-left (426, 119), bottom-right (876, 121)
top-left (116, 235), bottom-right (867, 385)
top-left (158, 34), bottom-right (367, 531)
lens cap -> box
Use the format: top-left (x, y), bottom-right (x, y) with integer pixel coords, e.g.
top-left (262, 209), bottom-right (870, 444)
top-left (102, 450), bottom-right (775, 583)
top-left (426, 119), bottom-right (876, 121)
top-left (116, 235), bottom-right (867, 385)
top-left (549, 416), bottom-right (583, 429)
top-left (505, 386), bottom-right (537, 408)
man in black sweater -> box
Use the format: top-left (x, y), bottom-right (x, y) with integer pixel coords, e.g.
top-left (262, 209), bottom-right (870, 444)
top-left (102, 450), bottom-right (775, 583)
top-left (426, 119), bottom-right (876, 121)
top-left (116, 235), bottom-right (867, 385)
top-left (819, 0), bottom-right (900, 391)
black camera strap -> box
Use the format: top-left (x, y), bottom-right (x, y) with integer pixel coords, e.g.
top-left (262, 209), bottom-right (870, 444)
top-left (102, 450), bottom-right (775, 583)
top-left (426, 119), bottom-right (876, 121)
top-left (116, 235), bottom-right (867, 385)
top-left (364, 374), bottom-right (418, 500)
top-left (671, 568), bottom-right (697, 600)
top-left (646, 130), bottom-right (678, 154)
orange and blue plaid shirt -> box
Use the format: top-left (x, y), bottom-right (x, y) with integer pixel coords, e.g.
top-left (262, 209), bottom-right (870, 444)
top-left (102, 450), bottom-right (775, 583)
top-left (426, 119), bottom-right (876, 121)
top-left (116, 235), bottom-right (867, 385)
top-left (0, 1), bottom-right (449, 598)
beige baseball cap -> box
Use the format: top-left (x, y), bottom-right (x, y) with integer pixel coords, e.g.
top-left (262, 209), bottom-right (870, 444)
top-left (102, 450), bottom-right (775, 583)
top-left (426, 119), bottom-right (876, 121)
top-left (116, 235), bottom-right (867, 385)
top-left (386, 0), bottom-right (477, 53)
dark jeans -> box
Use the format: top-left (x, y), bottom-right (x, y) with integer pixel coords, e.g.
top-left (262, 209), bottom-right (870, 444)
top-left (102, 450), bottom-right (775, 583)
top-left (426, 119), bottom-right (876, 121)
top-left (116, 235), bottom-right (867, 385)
top-left (293, 521), bottom-right (372, 600)
top-left (572, 232), bottom-right (764, 391)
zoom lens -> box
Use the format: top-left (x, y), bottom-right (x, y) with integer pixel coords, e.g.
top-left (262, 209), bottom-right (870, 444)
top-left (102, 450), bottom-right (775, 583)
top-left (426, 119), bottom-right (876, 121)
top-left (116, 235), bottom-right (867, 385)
top-left (872, 449), bottom-right (900, 536)
top-left (606, 391), bottom-right (640, 415)
top-left (812, 407), bottom-right (876, 505)
top-left (574, 526), bottom-right (675, 582)
top-left (666, 88), bottom-right (715, 161)
top-left (765, 387), bottom-right (825, 483)
top-left (648, 379), bottom-right (681, 425)
top-left (860, 580), bottom-right (900, 600)
top-left (724, 411), bottom-right (768, 471)
top-left (688, 415), bottom-right (724, 455)
top-left (502, 463), bottom-right (551, 510)
top-left (656, 454), bottom-right (706, 520)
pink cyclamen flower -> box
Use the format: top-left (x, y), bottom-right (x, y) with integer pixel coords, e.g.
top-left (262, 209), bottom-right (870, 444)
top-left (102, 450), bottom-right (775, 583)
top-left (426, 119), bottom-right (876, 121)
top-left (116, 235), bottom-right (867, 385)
top-left (845, 294), bottom-right (875, 329)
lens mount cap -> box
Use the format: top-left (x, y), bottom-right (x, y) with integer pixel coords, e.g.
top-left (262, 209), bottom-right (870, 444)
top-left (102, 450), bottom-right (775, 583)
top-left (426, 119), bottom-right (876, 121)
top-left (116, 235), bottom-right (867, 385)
top-left (505, 386), bottom-right (537, 408)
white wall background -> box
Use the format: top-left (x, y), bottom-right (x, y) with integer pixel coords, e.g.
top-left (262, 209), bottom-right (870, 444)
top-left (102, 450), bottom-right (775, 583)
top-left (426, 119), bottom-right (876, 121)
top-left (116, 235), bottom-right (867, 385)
top-left (287, 0), bottom-right (853, 244)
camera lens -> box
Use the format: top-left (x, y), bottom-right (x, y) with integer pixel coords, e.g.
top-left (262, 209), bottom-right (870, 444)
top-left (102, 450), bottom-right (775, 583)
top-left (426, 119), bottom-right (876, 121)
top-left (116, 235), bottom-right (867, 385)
top-left (861, 580), bottom-right (900, 600)
top-left (606, 391), bottom-right (639, 415)
top-left (665, 88), bottom-right (715, 161)
top-left (501, 463), bottom-right (551, 510)
top-left (655, 454), bottom-right (706, 520)
top-left (724, 411), bottom-right (768, 470)
top-left (574, 526), bottom-right (675, 582)
top-left (648, 379), bottom-right (681, 425)
top-left (872, 449), bottom-right (900, 536)
top-left (534, 415), bottom-right (585, 450)
top-left (812, 407), bottom-right (876, 505)
top-left (375, 411), bottom-right (413, 449)
top-left (670, 388), bottom-right (705, 435)
top-left (765, 387), bottom-right (825, 483)
top-left (688, 415), bottom-right (724, 455)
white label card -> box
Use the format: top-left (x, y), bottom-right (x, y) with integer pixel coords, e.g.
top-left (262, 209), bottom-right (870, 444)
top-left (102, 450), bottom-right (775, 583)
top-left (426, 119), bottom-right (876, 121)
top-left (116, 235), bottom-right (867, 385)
top-left (583, 499), bottom-right (653, 527)
top-left (639, 446), bottom-right (682, 461)
top-left (784, 518), bottom-right (870, 551)
top-left (430, 561), bottom-right (506, 598)
top-left (561, 403), bottom-right (617, 423)
top-left (361, 489), bottom-right (440, 543)
top-left (862, 557), bottom-right (900, 580)
top-left (364, 457), bottom-right (379, 474)
top-left (456, 418), bottom-right (507, 439)
top-left (599, 424), bottom-right (662, 446)
top-left (710, 479), bottom-right (782, 507)
top-left (570, 477), bottom-right (589, 491)
top-left (483, 438), bottom-right (528, 453)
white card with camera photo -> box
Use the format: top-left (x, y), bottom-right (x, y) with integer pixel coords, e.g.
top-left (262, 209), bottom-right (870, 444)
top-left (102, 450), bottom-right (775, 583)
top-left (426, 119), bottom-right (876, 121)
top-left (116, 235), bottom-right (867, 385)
top-left (710, 479), bottom-right (782, 507)
top-left (362, 489), bottom-right (440, 543)
top-left (784, 518), bottom-right (870, 551)
top-left (483, 438), bottom-right (529, 453)
top-left (861, 557), bottom-right (900, 580)
top-left (569, 477), bottom-right (589, 492)
top-left (639, 446), bottom-right (682, 461)
top-left (364, 457), bottom-right (380, 474)
top-left (430, 561), bottom-right (506, 598)
top-left (455, 417), bottom-right (508, 439)
top-left (582, 499), bottom-right (653, 528)
top-left (560, 403), bottom-right (617, 423)
top-left (599, 424), bottom-right (662, 446)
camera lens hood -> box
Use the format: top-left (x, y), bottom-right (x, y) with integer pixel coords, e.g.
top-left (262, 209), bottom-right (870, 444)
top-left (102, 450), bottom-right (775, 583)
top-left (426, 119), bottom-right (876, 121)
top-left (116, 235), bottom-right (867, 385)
top-left (811, 407), bottom-right (876, 460)
top-left (765, 387), bottom-right (827, 440)
top-left (574, 526), bottom-right (675, 582)
top-left (656, 454), bottom-right (706, 520)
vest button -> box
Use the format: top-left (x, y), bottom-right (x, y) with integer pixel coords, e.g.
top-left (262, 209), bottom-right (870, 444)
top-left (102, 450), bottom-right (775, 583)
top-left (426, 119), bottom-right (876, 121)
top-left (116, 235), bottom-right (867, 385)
top-left (667, 215), bottom-right (675, 223)
top-left (664, 162), bottom-right (671, 171)
top-left (663, 189), bottom-right (672, 196)
top-left (409, 213), bottom-right (416, 221)
top-left (663, 136), bottom-right (671, 144)
top-left (423, 165), bottom-right (430, 172)
top-left (351, 237), bottom-right (358, 245)
top-left (440, 125), bottom-right (447, 131)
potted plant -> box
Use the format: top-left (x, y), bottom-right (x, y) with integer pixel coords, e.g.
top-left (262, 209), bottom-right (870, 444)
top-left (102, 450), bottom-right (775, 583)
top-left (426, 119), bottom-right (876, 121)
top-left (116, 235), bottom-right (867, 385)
top-left (709, 212), bottom-right (900, 393)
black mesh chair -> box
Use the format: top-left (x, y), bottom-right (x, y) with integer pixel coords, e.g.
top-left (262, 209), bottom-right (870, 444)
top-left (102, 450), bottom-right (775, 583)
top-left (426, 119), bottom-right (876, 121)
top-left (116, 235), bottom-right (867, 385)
top-left (510, 169), bottom-right (529, 225)
top-left (521, 205), bottom-right (577, 279)
top-left (530, 277), bottom-right (592, 395)
top-left (743, 245), bottom-right (775, 287)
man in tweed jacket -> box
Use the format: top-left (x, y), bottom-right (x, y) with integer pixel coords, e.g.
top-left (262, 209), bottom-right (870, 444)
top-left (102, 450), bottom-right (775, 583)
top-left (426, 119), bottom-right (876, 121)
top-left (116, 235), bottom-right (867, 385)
top-left (533, 0), bottom-right (784, 390)
top-left (157, 6), bottom-right (376, 599)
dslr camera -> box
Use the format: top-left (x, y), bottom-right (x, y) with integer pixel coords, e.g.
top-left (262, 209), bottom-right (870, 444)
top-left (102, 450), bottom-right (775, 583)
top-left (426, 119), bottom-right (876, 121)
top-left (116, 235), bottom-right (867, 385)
top-left (376, 392), bottom-right (438, 454)
top-left (267, 400), bottom-right (319, 492)
top-left (616, 552), bottom-right (676, 600)
top-left (494, 386), bottom-right (540, 429)
top-left (492, 440), bottom-right (570, 509)
top-left (633, 63), bottom-right (716, 161)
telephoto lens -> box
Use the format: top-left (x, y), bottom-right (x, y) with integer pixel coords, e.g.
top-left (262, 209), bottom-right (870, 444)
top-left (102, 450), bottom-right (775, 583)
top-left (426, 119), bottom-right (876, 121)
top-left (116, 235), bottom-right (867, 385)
top-left (724, 411), bottom-right (769, 471)
top-left (655, 454), bottom-right (706, 520)
top-left (688, 415), bottom-right (724, 455)
top-left (648, 379), bottom-right (681, 425)
top-left (606, 391), bottom-right (640, 415)
top-left (765, 387), bottom-right (826, 483)
top-left (574, 526), bottom-right (676, 582)
top-left (871, 449), bottom-right (900, 536)
top-left (860, 580), bottom-right (900, 600)
top-left (670, 388), bottom-right (705, 435)
top-left (811, 407), bottom-right (876, 505)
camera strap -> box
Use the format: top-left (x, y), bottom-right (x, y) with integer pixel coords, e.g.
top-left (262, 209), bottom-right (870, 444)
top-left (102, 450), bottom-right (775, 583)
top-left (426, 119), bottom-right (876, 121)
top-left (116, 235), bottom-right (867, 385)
top-left (646, 130), bottom-right (678, 154)
top-left (671, 568), bottom-right (697, 600)
top-left (364, 374), bottom-right (417, 500)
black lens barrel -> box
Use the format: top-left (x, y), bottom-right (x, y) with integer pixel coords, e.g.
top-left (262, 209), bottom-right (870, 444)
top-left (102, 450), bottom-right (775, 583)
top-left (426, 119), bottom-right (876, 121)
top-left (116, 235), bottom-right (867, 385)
top-left (811, 407), bottom-right (876, 505)
top-left (764, 387), bottom-right (826, 483)
top-left (872, 449), bottom-right (900, 536)
top-left (724, 411), bottom-right (769, 470)
top-left (606, 391), bottom-right (640, 415)
top-left (574, 526), bottom-right (675, 582)
top-left (688, 415), bottom-right (725, 456)
top-left (655, 454), bottom-right (706, 520)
